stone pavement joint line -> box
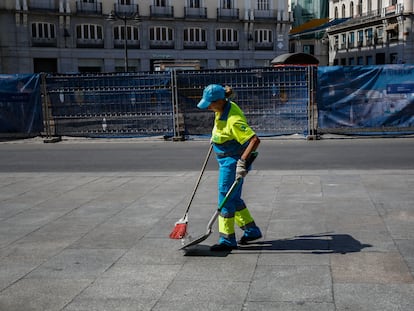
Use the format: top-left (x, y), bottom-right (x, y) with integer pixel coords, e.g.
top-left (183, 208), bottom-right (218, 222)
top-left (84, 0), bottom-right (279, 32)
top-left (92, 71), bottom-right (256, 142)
top-left (0, 170), bottom-right (413, 311)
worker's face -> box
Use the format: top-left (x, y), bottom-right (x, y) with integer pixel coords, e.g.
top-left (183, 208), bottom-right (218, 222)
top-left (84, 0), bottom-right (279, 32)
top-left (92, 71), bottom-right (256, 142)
top-left (208, 99), bottom-right (225, 113)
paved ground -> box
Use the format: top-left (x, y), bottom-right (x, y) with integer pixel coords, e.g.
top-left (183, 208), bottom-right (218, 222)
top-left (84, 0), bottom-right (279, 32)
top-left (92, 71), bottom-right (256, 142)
top-left (0, 141), bottom-right (413, 310)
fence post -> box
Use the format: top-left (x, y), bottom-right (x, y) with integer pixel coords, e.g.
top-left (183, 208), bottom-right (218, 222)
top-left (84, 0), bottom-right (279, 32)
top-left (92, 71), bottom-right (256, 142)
top-left (306, 66), bottom-right (319, 140)
top-left (40, 73), bottom-right (61, 143)
top-left (171, 70), bottom-right (185, 141)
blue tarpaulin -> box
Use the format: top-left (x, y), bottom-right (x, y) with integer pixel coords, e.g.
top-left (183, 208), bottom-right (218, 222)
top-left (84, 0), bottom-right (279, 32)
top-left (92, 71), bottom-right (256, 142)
top-left (317, 65), bottom-right (414, 131)
top-left (0, 74), bottom-right (43, 135)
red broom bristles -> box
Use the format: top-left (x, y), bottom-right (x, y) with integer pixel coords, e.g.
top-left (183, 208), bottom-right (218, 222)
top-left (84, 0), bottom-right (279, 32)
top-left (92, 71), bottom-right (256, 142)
top-left (169, 223), bottom-right (187, 239)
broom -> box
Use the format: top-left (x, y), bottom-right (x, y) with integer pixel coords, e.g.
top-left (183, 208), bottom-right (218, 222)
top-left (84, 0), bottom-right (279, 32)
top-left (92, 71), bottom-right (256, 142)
top-left (169, 144), bottom-right (213, 239)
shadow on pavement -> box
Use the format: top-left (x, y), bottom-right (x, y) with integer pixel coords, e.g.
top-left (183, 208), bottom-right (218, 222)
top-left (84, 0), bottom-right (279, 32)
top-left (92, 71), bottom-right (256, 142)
top-left (182, 245), bottom-right (232, 257)
top-left (239, 233), bottom-right (372, 254)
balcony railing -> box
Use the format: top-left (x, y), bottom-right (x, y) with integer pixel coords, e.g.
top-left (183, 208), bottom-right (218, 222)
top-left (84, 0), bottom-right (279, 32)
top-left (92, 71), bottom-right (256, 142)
top-left (183, 41), bottom-right (207, 49)
top-left (114, 39), bottom-right (140, 49)
top-left (253, 9), bottom-right (277, 20)
top-left (150, 5), bottom-right (174, 18)
top-left (76, 1), bottom-right (102, 15)
top-left (254, 42), bottom-right (273, 50)
top-left (31, 37), bottom-right (57, 47)
top-left (150, 40), bottom-right (174, 49)
top-left (217, 8), bottom-right (239, 20)
top-left (114, 3), bottom-right (139, 18)
top-left (76, 39), bottom-right (104, 48)
top-left (184, 7), bottom-right (207, 19)
top-left (216, 41), bottom-right (239, 49)
top-left (28, 0), bottom-right (58, 12)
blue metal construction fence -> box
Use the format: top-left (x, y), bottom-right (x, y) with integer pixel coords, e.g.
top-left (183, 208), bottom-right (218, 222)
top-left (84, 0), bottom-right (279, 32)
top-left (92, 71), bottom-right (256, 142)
top-left (41, 67), bottom-right (314, 138)
top-left (2, 65), bottom-right (413, 140)
top-left (44, 72), bottom-right (173, 137)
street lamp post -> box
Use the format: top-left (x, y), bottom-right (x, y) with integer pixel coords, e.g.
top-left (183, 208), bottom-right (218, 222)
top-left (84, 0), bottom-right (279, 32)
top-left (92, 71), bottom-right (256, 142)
top-left (107, 8), bottom-right (140, 72)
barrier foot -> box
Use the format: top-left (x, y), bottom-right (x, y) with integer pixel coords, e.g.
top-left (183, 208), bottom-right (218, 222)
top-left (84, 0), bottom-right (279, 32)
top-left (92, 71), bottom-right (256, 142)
top-left (43, 136), bottom-right (62, 143)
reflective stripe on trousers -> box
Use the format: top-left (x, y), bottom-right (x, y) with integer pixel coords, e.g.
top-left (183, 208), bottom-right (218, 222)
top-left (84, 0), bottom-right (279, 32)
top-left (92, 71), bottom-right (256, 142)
top-left (217, 156), bottom-right (256, 245)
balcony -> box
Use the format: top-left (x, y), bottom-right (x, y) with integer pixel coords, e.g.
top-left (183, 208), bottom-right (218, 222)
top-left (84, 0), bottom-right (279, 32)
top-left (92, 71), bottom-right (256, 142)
top-left (217, 8), bottom-right (239, 20)
top-left (150, 40), bottom-right (174, 49)
top-left (76, 1), bottom-right (102, 15)
top-left (254, 42), bottom-right (273, 50)
top-left (184, 7), bottom-right (207, 19)
top-left (150, 5), bottom-right (174, 18)
top-left (114, 3), bottom-right (139, 18)
top-left (76, 39), bottom-right (104, 48)
top-left (114, 39), bottom-right (140, 49)
top-left (183, 41), bottom-right (207, 49)
top-left (253, 9), bottom-right (277, 20)
top-left (28, 0), bottom-right (58, 12)
top-left (216, 41), bottom-right (239, 50)
top-left (31, 37), bottom-right (57, 47)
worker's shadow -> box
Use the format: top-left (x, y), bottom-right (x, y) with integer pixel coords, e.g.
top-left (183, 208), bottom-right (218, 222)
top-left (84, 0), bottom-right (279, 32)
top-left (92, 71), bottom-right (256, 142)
top-left (183, 233), bottom-right (372, 257)
top-left (239, 233), bottom-right (372, 254)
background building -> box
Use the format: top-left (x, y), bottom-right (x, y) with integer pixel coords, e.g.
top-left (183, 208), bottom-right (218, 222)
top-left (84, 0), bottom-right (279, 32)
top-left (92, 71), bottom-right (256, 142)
top-left (328, 0), bottom-right (414, 65)
top-left (289, 0), bottom-right (414, 66)
top-left (0, 0), bottom-right (292, 73)
top-left (290, 0), bottom-right (329, 27)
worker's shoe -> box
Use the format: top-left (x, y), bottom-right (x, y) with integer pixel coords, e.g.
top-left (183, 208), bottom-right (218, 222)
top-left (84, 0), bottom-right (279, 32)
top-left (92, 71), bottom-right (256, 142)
top-left (210, 243), bottom-right (238, 251)
top-left (238, 227), bottom-right (262, 245)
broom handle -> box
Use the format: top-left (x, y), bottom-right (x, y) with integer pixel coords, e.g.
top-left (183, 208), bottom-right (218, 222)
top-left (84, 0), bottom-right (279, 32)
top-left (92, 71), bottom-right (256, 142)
top-left (182, 144), bottom-right (213, 217)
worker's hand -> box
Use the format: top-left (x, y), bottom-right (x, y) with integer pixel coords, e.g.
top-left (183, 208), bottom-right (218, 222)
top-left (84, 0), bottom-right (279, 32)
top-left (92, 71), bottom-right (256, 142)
top-left (236, 159), bottom-right (247, 179)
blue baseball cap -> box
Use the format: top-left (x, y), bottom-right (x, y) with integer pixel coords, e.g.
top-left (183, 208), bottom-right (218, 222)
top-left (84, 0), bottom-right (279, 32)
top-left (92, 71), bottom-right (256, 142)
top-left (197, 84), bottom-right (225, 109)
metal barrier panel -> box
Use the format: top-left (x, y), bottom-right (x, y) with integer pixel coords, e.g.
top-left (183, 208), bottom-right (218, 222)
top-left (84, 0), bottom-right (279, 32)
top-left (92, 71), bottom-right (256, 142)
top-left (45, 72), bottom-right (174, 137)
top-left (176, 67), bottom-right (312, 137)
top-left (317, 65), bottom-right (414, 135)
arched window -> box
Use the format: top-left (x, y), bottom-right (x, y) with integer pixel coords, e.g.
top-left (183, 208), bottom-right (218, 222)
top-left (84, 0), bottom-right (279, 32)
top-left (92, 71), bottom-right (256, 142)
top-left (342, 4), bottom-right (346, 17)
top-left (350, 2), bottom-right (354, 17)
top-left (334, 6), bottom-right (339, 18)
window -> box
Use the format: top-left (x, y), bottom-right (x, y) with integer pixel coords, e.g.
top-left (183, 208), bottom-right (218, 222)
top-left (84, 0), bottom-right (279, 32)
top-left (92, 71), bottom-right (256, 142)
top-left (357, 56), bottom-right (363, 65)
top-left (76, 24), bottom-right (103, 40)
top-left (187, 0), bottom-right (201, 8)
top-left (255, 29), bottom-right (272, 43)
top-left (341, 33), bottom-right (346, 48)
top-left (216, 28), bottom-right (238, 42)
top-left (217, 59), bottom-right (238, 68)
top-left (342, 4), bottom-right (345, 17)
top-left (366, 28), bottom-right (373, 45)
top-left (303, 45), bottom-right (314, 54)
top-left (357, 30), bottom-right (363, 46)
top-left (333, 35), bottom-right (339, 50)
top-left (154, 0), bottom-right (167, 6)
top-left (256, 0), bottom-right (270, 10)
top-left (334, 7), bottom-right (338, 18)
top-left (348, 31), bottom-right (355, 47)
top-left (366, 55), bottom-right (373, 65)
top-left (114, 25), bottom-right (139, 41)
top-left (376, 27), bottom-right (383, 43)
top-left (349, 57), bottom-right (355, 65)
top-left (119, 0), bottom-right (132, 4)
top-left (184, 28), bottom-right (206, 42)
top-left (350, 2), bottom-right (354, 17)
top-left (31, 22), bottom-right (55, 39)
top-left (150, 26), bottom-right (173, 41)
top-left (221, 0), bottom-right (233, 9)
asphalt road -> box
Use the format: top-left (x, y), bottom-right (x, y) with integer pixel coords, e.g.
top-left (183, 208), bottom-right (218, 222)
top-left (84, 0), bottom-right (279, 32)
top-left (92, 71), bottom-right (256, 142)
top-left (0, 137), bottom-right (413, 172)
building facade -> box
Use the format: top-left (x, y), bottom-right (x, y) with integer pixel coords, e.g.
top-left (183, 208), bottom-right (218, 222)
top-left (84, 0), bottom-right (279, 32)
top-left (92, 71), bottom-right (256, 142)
top-left (328, 0), bottom-right (414, 65)
top-left (0, 0), bottom-right (292, 73)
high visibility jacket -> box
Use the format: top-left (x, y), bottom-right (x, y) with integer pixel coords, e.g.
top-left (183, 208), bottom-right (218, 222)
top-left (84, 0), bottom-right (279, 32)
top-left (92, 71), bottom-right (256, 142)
top-left (211, 100), bottom-right (255, 157)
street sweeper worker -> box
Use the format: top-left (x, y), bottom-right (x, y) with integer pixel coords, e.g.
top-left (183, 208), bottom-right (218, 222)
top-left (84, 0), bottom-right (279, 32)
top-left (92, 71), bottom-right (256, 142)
top-left (197, 84), bottom-right (262, 251)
